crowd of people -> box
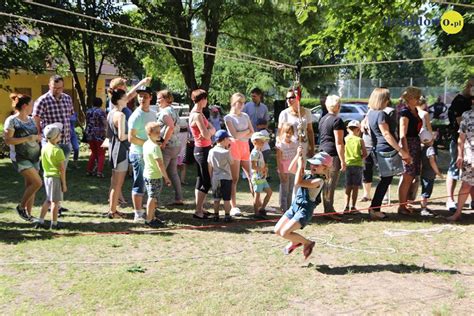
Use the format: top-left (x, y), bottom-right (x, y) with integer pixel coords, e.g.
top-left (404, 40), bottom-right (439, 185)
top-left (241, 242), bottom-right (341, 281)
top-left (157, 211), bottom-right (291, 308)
top-left (3, 75), bottom-right (474, 234)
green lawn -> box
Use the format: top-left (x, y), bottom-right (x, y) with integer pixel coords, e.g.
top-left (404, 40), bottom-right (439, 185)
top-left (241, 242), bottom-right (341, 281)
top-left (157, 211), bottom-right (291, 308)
top-left (0, 149), bottom-right (473, 314)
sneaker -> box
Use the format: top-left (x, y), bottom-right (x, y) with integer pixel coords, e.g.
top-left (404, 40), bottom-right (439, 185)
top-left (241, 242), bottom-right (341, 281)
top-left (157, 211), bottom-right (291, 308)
top-left (16, 205), bottom-right (29, 221)
top-left (283, 242), bottom-right (302, 255)
top-left (134, 211), bottom-right (146, 223)
top-left (230, 207), bottom-right (242, 217)
top-left (420, 208), bottom-right (433, 217)
top-left (27, 215), bottom-right (38, 222)
top-left (50, 222), bottom-right (63, 230)
top-left (224, 215), bottom-right (232, 222)
top-left (145, 218), bottom-right (165, 228)
top-left (446, 201), bottom-right (457, 212)
top-left (34, 221), bottom-right (49, 229)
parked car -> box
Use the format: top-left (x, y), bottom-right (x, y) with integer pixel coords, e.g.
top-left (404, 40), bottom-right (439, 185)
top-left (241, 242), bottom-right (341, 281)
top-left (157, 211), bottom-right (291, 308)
top-left (311, 102), bottom-right (368, 125)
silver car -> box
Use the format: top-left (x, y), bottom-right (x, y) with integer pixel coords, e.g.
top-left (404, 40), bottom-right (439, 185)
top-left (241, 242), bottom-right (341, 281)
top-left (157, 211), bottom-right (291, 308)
top-left (311, 103), bottom-right (368, 124)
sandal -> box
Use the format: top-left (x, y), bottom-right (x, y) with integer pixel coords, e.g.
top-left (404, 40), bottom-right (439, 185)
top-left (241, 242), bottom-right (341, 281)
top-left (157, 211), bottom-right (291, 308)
top-left (303, 241), bottom-right (316, 260)
top-left (108, 212), bottom-right (122, 219)
top-left (359, 196), bottom-right (371, 202)
top-left (283, 242), bottom-right (302, 255)
top-left (369, 210), bottom-right (388, 220)
top-left (350, 207), bottom-right (361, 214)
top-left (193, 213), bottom-right (208, 220)
top-left (397, 207), bottom-right (414, 215)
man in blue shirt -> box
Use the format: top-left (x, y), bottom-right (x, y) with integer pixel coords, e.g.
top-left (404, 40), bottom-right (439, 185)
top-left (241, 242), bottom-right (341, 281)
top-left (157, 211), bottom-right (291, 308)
top-left (243, 88), bottom-right (269, 131)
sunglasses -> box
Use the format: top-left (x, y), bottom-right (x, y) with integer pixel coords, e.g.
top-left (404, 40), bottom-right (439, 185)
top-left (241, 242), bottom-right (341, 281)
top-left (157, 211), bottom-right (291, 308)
top-left (286, 96), bottom-right (296, 100)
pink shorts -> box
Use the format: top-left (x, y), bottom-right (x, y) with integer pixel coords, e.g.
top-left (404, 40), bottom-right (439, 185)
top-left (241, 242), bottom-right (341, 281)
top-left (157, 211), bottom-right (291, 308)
top-left (230, 139), bottom-right (250, 161)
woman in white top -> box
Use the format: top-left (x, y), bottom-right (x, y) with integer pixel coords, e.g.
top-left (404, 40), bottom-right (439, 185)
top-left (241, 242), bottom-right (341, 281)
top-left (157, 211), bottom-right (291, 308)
top-left (277, 89), bottom-right (315, 158)
top-left (224, 93), bottom-right (254, 216)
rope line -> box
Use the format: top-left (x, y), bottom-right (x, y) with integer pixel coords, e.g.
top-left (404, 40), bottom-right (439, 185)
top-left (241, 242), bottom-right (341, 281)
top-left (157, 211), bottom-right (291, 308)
top-left (22, 0), bottom-right (294, 69)
top-left (0, 11), bottom-right (283, 70)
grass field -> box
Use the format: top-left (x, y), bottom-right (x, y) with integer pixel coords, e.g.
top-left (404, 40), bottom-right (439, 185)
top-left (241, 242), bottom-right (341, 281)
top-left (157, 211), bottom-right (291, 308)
top-left (0, 149), bottom-right (473, 314)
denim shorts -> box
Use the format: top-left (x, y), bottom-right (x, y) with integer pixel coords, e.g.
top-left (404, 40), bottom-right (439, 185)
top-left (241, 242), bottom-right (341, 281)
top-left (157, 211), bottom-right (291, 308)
top-left (447, 140), bottom-right (460, 180)
top-left (13, 160), bottom-right (40, 173)
top-left (129, 153), bottom-right (145, 195)
top-left (284, 204), bottom-right (313, 229)
top-left (421, 177), bottom-right (434, 198)
top-left (252, 179), bottom-right (270, 193)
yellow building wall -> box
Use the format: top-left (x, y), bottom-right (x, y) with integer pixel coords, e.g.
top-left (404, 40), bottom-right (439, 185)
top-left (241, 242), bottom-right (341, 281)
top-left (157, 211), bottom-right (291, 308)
top-left (0, 71), bottom-right (116, 124)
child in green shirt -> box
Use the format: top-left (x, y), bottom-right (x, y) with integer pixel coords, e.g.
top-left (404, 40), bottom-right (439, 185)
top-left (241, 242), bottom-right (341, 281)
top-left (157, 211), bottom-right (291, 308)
top-left (344, 120), bottom-right (367, 213)
top-left (143, 122), bottom-right (171, 228)
top-left (36, 123), bottom-right (67, 230)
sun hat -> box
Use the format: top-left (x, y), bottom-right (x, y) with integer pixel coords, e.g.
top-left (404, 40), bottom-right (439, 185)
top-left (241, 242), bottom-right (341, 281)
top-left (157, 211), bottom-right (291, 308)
top-left (251, 131), bottom-right (270, 142)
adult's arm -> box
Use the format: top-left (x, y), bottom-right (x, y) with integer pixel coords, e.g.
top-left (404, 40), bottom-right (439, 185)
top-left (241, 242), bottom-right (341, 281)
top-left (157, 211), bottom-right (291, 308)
top-left (224, 117), bottom-right (250, 139)
top-left (379, 122), bottom-right (411, 163)
top-left (191, 112), bottom-right (215, 140)
top-left (361, 139), bottom-right (368, 159)
top-left (334, 129), bottom-right (346, 171)
top-left (161, 113), bottom-right (175, 148)
top-left (115, 112), bottom-right (128, 142)
top-left (4, 128), bottom-right (38, 145)
top-left (399, 116), bottom-right (409, 151)
top-left (126, 77), bottom-right (151, 101)
top-left (306, 121), bottom-right (315, 157)
top-left (456, 132), bottom-right (465, 169)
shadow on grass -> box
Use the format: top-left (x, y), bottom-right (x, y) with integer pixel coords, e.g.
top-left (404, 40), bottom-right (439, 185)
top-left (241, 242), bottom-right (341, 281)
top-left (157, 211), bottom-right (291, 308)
top-left (313, 263), bottom-right (461, 275)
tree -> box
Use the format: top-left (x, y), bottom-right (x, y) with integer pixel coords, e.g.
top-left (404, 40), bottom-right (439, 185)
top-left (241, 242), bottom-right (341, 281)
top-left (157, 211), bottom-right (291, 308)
top-left (131, 0), bottom-right (257, 95)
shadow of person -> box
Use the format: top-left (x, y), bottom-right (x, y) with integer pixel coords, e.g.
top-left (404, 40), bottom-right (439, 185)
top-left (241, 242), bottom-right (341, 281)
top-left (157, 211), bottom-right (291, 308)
top-left (311, 263), bottom-right (461, 275)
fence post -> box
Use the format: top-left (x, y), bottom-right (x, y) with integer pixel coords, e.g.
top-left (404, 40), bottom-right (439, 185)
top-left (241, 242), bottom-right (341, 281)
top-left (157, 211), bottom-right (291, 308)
top-left (410, 77), bottom-right (413, 86)
top-left (379, 78), bottom-right (382, 87)
top-left (444, 76), bottom-right (448, 104)
top-left (358, 63), bottom-right (363, 99)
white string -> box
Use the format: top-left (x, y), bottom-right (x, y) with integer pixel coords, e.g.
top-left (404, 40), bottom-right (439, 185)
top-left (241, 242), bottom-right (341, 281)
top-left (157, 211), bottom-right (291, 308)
top-left (22, 0), bottom-right (295, 69)
top-left (302, 55), bottom-right (474, 69)
top-left (384, 225), bottom-right (466, 237)
top-left (0, 11), bottom-right (285, 71)
top-left (430, 0), bottom-right (474, 9)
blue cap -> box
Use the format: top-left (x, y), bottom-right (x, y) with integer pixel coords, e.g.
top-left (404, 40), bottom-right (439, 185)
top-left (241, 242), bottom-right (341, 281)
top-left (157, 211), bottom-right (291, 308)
top-left (215, 129), bottom-right (230, 142)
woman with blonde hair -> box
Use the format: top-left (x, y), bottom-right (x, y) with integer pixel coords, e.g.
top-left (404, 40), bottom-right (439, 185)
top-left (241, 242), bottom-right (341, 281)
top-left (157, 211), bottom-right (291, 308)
top-left (398, 87), bottom-right (423, 215)
top-left (224, 92), bottom-right (254, 216)
top-left (4, 93), bottom-right (42, 221)
top-left (366, 88), bottom-right (410, 219)
top-left (156, 89), bottom-right (183, 205)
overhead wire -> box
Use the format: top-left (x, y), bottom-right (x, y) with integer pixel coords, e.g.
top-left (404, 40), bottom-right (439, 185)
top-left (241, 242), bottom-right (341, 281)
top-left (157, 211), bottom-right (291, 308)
top-left (430, 0), bottom-right (474, 9)
top-left (0, 11), bottom-right (285, 70)
top-left (22, 0), bottom-right (295, 69)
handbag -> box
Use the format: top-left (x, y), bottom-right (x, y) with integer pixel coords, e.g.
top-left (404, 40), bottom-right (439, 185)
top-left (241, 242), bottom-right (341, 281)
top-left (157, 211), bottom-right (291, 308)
top-left (375, 149), bottom-right (403, 177)
top-left (81, 128), bottom-right (88, 143)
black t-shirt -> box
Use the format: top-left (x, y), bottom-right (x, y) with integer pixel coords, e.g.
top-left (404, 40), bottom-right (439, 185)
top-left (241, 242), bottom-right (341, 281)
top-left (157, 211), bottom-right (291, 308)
top-left (367, 110), bottom-right (395, 152)
top-left (399, 106), bottom-right (422, 137)
top-left (448, 94), bottom-right (472, 140)
top-left (318, 113), bottom-right (345, 156)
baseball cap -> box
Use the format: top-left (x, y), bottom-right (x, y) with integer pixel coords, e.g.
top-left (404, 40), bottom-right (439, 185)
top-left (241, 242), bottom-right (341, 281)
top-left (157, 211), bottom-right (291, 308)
top-left (347, 120), bottom-right (361, 128)
top-left (136, 85), bottom-right (153, 94)
top-left (215, 129), bottom-right (230, 142)
top-left (251, 131), bottom-right (270, 142)
top-left (43, 122), bottom-right (63, 140)
top-left (307, 151), bottom-right (333, 167)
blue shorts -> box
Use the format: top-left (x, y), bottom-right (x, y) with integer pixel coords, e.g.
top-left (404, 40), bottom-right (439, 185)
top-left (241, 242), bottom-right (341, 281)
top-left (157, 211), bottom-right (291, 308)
top-left (284, 204), bottom-right (314, 229)
top-left (421, 177), bottom-right (434, 198)
top-left (129, 153), bottom-right (145, 195)
top-left (13, 160), bottom-right (40, 173)
top-left (253, 179), bottom-right (270, 193)
top-left (447, 140), bottom-right (460, 180)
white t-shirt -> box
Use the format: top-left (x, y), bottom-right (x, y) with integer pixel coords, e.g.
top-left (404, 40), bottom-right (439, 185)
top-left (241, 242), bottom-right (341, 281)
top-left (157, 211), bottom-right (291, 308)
top-left (207, 145), bottom-right (233, 181)
top-left (224, 112), bottom-right (252, 142)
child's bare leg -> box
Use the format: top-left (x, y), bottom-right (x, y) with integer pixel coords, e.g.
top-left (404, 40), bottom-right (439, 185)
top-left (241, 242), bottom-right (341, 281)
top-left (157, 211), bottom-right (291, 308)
top-left (344, 187), bottom-right (351, 208)
top-left (447, 181), bottom-right (471, 221)
top-left (279, 219), bottom-right (311, 246)
top-left (223, 200), bottom-right (231, 216)
top-left (50, 201), bottom-right (59, 223)
top-left (39, 201), bottom-right (50, 220)
top-left (213, 200), bottom-right (220, 217)
top-left (253, 192), bottom-right (261, 214)
top-left (352, 186), bottom-right (359, 208)
top-left (146, 197), bottom-right (156, 222)
top-left (261, 187), bottom-right (272, 210)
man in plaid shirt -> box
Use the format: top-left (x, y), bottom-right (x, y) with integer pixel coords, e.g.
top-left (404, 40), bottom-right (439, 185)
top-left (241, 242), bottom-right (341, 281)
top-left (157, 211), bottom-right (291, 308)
top-left (33, 75), bottom-right (74, 163)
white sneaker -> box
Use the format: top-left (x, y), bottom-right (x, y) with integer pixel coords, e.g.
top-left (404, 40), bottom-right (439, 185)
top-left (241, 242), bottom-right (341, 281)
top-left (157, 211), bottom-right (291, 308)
top-left (446, 201), bottom-right (457, 212)
top-left (134, 210), bottom-right (146, 223)
top-left (230, 207), bottom-right (242, 216)
top-left (265, 206), bottom-right (277, 213)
